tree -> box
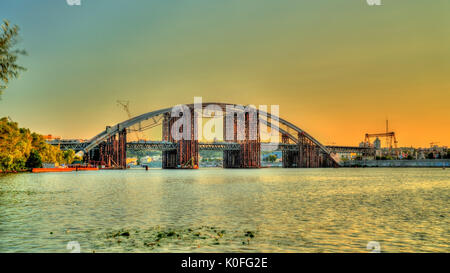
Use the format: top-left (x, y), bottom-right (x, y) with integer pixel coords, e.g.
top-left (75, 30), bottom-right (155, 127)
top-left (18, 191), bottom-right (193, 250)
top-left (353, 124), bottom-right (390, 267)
top-left (73, 155), bottom-right (83, 163)
top-left (62, 149), bottom-right (75, 164)
top-left (29, 132), bottom-right (61, 163)
top-left (0, 19), bottom-right (26, 98)
top-left (26, 149), bottom-right (42, 168)
top-left (0, 117), bottom-right (32, 171)
top-left (264, 154), bottom-right (277, 163)
top-left (0, 117), bottom-right (63, 171)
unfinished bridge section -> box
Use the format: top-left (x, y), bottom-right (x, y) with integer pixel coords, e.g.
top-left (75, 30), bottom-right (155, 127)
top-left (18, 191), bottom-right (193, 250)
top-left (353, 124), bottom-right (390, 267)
top-left (69, 102), bottom-right (338, 169)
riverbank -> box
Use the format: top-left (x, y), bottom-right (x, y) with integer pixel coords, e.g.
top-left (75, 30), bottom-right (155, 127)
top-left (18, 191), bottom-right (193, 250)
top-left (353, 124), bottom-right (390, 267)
top-left (0, 169), bottom-right (29, 174)
top-left (342, 159), bottom-right (450, 168)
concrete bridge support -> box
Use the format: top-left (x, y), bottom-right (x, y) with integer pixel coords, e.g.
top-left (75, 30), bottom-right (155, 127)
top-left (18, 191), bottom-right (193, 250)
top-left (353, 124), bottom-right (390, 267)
top-left (282, 133), bottom-right (337, 168)
top-left (118, 129), bottom-right (127, 168)
top-left (298, 132), bottom-right (321, 168)
top-left (282, 134), bottom-right (300, 168)
top-left (162, 111), bottom-right (199, 169)
top-left (91, 128), bottom-right (127, 169)
top-left (223, 111), bottom-right (260, 168)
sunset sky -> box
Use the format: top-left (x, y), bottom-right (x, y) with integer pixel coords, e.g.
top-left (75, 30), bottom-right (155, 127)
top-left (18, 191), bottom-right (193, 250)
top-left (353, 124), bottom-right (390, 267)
top-left (0, 0), bottom-right (449, 147)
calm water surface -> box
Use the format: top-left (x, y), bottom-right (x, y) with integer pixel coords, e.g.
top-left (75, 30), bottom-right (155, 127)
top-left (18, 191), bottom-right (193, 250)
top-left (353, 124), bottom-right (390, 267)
top-left (0, 168), bottom-right (448, 252)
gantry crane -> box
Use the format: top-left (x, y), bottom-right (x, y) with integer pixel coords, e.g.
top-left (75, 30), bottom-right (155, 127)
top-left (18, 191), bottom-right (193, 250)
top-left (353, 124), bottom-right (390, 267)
top-left (430, 142), bottom-right (440, 148)
top-left (364, 120), bottom-right (398, 153)
top-left (364, 132), bottom-right (398, 150)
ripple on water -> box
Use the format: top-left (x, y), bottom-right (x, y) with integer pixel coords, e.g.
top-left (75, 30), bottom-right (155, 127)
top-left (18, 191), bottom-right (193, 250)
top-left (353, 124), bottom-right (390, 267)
top-left (0, 168), bottom-right (449, 252)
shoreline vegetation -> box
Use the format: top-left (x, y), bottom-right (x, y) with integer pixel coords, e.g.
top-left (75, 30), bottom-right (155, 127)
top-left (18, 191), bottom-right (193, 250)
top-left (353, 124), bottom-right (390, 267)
top-left (0, 117), bottom-right (78, 173)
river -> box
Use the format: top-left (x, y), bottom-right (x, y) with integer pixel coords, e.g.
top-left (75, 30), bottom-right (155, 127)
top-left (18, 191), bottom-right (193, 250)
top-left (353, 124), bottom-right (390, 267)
top-left (0, 168), bottom-right (448, 252)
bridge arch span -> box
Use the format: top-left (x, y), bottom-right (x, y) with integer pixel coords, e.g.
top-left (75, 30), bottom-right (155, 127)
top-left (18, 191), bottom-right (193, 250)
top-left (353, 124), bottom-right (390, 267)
top-left (80, 102), bottom-right (338, 168)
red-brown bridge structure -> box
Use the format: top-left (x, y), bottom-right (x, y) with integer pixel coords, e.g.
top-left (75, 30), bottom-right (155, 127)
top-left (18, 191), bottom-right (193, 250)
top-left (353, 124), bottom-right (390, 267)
top-left (52, 103), bottom-right (340, 169)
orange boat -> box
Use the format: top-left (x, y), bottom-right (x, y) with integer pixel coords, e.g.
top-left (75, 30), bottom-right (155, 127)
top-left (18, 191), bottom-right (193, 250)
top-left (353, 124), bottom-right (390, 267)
top-left (74, 167), bottom-right (99, 171)
top-left (32, 165), bottom-right (99, 173)
top-left (69, 164), bottom-right (99, 171)
top-left (32, 168), bottom-right (74, 173)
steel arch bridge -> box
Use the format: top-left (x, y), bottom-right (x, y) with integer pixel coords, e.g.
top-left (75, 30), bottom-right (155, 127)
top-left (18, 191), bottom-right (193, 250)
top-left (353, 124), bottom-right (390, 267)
top-left (60, 102), bottom-right (340, 169)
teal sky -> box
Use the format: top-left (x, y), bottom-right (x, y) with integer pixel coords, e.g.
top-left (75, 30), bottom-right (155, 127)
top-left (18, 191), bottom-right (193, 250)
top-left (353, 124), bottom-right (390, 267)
top-left (0, 0), bottom-right (449, 147)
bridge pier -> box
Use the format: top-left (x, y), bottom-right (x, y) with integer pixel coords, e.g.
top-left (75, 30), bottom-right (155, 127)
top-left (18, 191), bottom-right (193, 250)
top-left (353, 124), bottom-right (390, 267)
top-left (223, 111), bottom-right (260, 168)
top-left (162, 149), bottom-right (177, 169)
top-left (223, 150), bottom-right (241, 168)
top-left (162, 111), bottom-right (199, 169)
top-left (281, 133), bottom-right (337, 168)
top-left (118, 129), bottom-right (127, 168)
top-left (298, 132), bottom-right (321, 168)
top-left (282, 134), bottom-right (299, 168)
top-left (91, 128), bottom-right (127, 169)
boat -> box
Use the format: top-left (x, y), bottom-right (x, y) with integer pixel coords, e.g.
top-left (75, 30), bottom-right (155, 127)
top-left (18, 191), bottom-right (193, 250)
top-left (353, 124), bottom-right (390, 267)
top-left (32, 168), bottom-right (74, 173)
top-left (73, 166), bottom-right (99, 171)
top-left (32, 164), bottom-right (99, 173)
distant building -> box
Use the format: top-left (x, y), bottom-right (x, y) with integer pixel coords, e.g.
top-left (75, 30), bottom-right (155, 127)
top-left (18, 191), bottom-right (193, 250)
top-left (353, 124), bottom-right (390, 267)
top-left (127, 157), bottom-right (138, 165)
top-left (140, 156), bottom-right (153, 163)
top-left (373, 137), bottom-right (381, 149)
top-left (42, 134), bottom-right (61, 140)
top-left (42, 163), bottom-right (58, 168)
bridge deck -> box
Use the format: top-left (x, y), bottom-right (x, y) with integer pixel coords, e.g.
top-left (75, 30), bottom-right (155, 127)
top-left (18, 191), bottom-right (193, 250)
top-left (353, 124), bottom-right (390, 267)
top-left (49, 140), bottom-right (372, 154)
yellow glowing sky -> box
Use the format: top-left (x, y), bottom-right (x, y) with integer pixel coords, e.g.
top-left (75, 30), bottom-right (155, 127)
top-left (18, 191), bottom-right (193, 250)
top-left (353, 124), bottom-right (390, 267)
top-left (0, 0), bottom-right (449, 147)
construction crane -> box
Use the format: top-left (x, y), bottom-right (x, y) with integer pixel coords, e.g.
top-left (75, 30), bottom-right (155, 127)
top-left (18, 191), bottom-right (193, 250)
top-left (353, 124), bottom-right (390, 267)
top-left (364, 132), bottom-right (398, 150)
top-left (116, 100), bottom-right (141, 140)
top-left (364, 120), bottom-right (398, 152)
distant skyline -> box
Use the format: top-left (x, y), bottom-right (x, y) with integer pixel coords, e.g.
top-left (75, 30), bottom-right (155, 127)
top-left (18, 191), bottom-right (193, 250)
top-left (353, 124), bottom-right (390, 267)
top-left (0, 0), bottom-right (449, 147)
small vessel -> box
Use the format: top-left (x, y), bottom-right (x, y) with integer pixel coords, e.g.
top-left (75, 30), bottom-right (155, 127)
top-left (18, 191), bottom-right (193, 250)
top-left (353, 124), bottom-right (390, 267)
top-left (32, 167), bottom-right (74, 173)
top-left (73, 166), bottom-right (99, 171)
top-left (68, 164), bottom-right (99, 172)
top-left (32, 164), bottom-right (98, 173)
